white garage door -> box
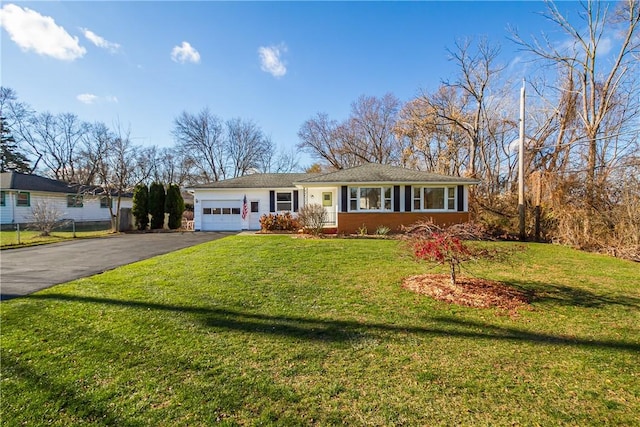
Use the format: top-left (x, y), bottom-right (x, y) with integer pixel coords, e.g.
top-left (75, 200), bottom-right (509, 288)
top-left (201, 200), bottom-right (242, 231)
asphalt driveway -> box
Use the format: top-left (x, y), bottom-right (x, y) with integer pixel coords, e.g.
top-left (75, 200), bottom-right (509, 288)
top-left (0, 232), bottom-right (234, 301)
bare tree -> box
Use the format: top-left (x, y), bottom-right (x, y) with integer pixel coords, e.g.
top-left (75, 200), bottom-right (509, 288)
top-left (172, 108), bottom-right (226, 183)
top-left (258, 146), bottom-right (300, 173)
top-left (297, 112), bottom-right (353, 169)
top-left (150, 146), bottom-right (193, 186)
top-left (95, 123), bottom-right (153, 231)
top-left (16, 112), bottom-right (89, 183)
top-left (441, 38), bottom-right (505, 178)
top-left (225, 117), bottom-right (272, 177)
top-left (347, 93), bottom-right (403, 164)
top-left (77, 122), bottom-right (113, 186)
top-left (512, 0), bottom-right (640, 205)
top-left (298, 93), bottom-right (404, 169)
top-left (396, 87), bottom-right (470, 175)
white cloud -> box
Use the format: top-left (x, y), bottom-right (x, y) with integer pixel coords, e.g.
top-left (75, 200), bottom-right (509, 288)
top-left (596, 37), bottom-right (613, 57)
top-left (76, 93), bottom-right (118, 105)
top-left (258, 44), bottom-right (287, 78)
top-left (81, 28), bottom-right (120, 53)
top-left (171, 41), bottom-right (200, 64)
top-left (77, 93), bottom-right (98, 104)
top-left (0, 4), bottom-right (86, 61)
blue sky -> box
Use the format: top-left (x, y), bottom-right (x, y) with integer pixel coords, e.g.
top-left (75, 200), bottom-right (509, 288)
top-left (1, 1), bottom-right (574, 167)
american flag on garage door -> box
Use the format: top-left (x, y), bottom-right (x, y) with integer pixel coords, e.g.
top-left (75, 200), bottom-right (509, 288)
top-left (242, 195), bottom-right (248, 220)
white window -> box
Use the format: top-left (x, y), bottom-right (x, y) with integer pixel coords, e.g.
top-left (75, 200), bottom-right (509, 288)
top-left (349, 186), bottom-right (392, 211)
top-left (276, 192), bottom-right (292, 211)
top-left (16, 192), bottom-right (30, 207)
top-left (413, 186), bottom-right (456, 211)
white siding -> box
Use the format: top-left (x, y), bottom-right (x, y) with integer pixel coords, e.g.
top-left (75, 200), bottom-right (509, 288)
top-left (0, 191), bottom-right (132, 225)
top-left (193, 189), bottom-right (272, 231)
top-left (303, 186), bottom-right (338, 226)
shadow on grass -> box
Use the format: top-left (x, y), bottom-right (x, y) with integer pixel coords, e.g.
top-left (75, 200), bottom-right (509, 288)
top-left (509, 281), bottom-right (640, 309)
top-left (1, 352), bottom-right (140, 427)
top-left (29, 293), bottom-right (640, 353)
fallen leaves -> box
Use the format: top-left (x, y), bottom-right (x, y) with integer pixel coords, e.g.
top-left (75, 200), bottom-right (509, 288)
top-left (402, 274), bottom-right (532, 314)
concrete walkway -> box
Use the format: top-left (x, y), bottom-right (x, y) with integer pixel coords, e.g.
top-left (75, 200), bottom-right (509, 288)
top-left (0, 232), bottom-right (233, 301)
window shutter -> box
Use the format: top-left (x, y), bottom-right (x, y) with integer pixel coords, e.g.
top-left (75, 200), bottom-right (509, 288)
top-left (341, 186), bottom-right (348, 212)
top-left (293, 190), bottom-right (299, 212)
top-left (404, 186), bottom-right (412, 212)
top-left (393, 186), bottom-right (400, 212)
top-left (269, 190), bottom-right (275, 212)
top-left (457, 185), bottom-right (464, 212)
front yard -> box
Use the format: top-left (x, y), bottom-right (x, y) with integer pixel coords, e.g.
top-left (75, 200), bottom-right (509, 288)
top-left (1, 236), bottom-right (638, 425)
top-left (0, 229), bottom-right (111, 248)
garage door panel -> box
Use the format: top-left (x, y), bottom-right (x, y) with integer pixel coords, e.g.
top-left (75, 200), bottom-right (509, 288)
top-left (201, 200), bottom-right (242, 231)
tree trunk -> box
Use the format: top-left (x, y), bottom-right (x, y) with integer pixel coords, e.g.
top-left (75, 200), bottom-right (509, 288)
top-left (450, 262), bottom-right (457, 286)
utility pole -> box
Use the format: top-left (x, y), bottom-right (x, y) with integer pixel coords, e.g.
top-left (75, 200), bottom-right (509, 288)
top-left (518, 79), bottom-right (526, 241)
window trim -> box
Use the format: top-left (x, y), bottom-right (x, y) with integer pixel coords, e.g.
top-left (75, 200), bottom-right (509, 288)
top-left (275, 191), bottom-right (293, 212)
top-left (348, 186), bottom-right (393, 212)
top-left (100, 196), bottom-right (111, 209)
top-left (413, 186), bottom-right (457, 212)
top-left (67, 194), bottom-right (84, 208)
top-left (16, 192), bottom-right (30, 207)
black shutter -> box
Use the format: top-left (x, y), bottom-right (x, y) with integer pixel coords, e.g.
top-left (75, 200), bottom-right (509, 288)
top-left (341, 186), bottom-right (348, 212)
top-left (293, 190), bottom-right (299, 212)
top-left (269, 190), bottom-right (275, 212)
top-left (457, 185), bottom-right (464, 212)
top-left (404, 186), bottom-right (412, 212)
top-left (393, 186), bottom-right (400, 212)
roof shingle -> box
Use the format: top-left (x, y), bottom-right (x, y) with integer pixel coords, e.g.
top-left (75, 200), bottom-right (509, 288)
top-left (0, 172), bottom-right (75, 193)
top-left (189, 173), bottom-right (320, 189)
top-left (188, 164), bottom-right (479, 190)
top-left (296, 163), bottom-right (480, 184)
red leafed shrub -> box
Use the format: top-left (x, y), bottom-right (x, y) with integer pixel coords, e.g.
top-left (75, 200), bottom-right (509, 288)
top-left (259, 212), bottom-right (300, 232)
top-left (412, 233), bottom-right (472, 286)
top-left (405, 221), bottom-right (492, 286)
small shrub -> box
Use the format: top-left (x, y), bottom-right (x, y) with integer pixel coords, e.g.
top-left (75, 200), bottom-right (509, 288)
top-left (297, 203), bottom-right (327, 236)
top-left (182, 210), bottom-right (194, 221)
top-left (405, 220), bottom-right (493, 286)
top-left (28, 201), bottom-right (64, 236)
top-left (375, 225), bottom-right (390, 236)
top-left (259, 212), bottom-right (299, 232)
top-left (357, 224), bottom-right (368, 236)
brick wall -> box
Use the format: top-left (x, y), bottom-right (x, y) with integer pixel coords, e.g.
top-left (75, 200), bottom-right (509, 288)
top-left (336, 212), bottom-right (471, 234)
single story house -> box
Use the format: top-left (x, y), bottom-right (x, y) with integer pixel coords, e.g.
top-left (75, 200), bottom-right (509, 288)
top-left (188, 163), bottom-right (479, 234)
top-left (0, 171), bottom-right (132, 229)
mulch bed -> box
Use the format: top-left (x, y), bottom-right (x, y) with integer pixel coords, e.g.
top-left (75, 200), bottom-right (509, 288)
top-left (402, 274), bottom-right (532, 314)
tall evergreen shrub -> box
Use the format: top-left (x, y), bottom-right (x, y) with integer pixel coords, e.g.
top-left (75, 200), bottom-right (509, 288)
top-left (148, 182), bottom-right (166, 229)
top-left (132, 183), bottom-right (149, 230)
top-left (165, 184), bottom-right (185, 230)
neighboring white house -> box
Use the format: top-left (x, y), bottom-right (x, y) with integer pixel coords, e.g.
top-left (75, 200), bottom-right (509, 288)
top-left (0, 171), bottom-right (132, 228)
top-left (188, 163), bottom-right (479, 234)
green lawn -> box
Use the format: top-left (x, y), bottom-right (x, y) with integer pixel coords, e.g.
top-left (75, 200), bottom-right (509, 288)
top-left (1, 236), bottom-right (638, 426)
top-left (0, 229), bottom-right (111, 248)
